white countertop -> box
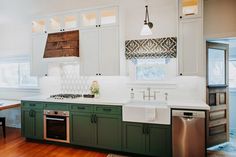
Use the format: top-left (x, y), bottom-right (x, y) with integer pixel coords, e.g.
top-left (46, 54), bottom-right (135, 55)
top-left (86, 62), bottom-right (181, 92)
top-left (21, 95), bottom-right (210, 110)
top-left (21, 95), bottom-right (128, 106)
top-left (168, 100), bottom-right (210, 110)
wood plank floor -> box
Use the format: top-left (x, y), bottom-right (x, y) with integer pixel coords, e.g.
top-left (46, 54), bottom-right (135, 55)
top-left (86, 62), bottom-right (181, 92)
top-left (0, 127), bottom-right (107, 157)
top-left (0, 127), bottom-right (235, 157)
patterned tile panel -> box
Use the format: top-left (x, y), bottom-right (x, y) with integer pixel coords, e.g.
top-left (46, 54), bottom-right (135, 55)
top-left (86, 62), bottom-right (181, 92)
top-left (125, 37), bottom-right (177, 59)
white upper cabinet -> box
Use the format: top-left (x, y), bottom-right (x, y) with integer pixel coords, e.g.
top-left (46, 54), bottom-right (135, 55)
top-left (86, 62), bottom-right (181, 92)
top-left (99, 26), bottom-right (119, 75)
top-left (48, 16), bottom-right (63, 33)
top-left (80, 26), bottom-right (119, 76)
top-left (178, 18), bottom-right (203, 76)
top-left (80, 11), bottom-right (99, 28)
top-left (31, 34), bottom-right (48, 76)
top-left (99, 7), bottom-right (117, 26)
top-left (48, 13), bottom-right (79, 33)
top-left (32, 19), bottom-right (47, 35)
top-left (178, 0), bottom-right (202, 19)
top-left (80, 28), bottom-right (100, 76)
top-left (178, 0), bottom-right (203, 76)
top-left (63, 14), bottom-right (78, 31)
top-left (80, 7), bottom-right (118, 28)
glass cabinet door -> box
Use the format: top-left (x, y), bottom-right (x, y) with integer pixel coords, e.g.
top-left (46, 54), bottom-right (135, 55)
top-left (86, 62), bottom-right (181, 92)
top-left (179, 0), bottom-right (201, 19)
top-left (32, 19), bottom-right (47, 34)
top-left (100, 7), bottom-right (117, 26)
top-left (63, 14), bottom-right (78, 31)
top-left (80, 11), bottom-right (98, 27)
top-left (48, 16), bottom-right (63, 32)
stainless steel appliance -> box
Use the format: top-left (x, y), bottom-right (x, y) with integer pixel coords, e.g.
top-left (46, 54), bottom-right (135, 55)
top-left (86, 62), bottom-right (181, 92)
top-left (172, 110), bottom-right (206, 157)
top-left (44, 110), bottom-right (70, 143)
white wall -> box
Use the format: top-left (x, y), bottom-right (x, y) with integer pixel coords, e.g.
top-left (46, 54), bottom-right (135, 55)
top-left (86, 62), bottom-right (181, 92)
top-left (204, 0), bottom-right (236, 39)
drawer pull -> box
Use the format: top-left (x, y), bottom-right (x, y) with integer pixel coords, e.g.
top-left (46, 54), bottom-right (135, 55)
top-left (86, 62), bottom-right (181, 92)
top-left (103, 108), bottom-right (112, 112)
top-left (77, 106), bottom-right (86, 110)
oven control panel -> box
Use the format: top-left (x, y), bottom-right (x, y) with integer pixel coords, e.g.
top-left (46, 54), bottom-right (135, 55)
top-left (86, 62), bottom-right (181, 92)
top-left (44, 110), bottom-right (69, 117)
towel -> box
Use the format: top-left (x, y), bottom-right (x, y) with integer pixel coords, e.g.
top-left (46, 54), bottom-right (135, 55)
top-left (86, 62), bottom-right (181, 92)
top-left (145, 106), bottom-right (156, 121)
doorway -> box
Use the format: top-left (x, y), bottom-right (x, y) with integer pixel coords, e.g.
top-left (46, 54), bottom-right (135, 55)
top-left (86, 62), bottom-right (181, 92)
top-left (207, 38), bottom-right (236, 153)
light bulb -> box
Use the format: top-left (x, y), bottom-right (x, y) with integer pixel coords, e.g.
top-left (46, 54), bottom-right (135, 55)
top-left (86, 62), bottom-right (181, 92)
top-left (140, 24), bottom-right (152, 36)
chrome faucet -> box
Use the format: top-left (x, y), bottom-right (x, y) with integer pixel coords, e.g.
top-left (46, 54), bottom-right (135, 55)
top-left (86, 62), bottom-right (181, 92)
top-left (142, 88), bottom-right (158, 100)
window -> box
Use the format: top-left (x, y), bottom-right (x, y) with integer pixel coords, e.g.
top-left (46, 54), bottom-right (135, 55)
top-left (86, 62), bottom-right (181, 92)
top-left (229, 60), bottom-right (236, 88)
top-left (129, 58), bottom-right (177, 81)
top-left (0, 57), bottom-right (38, 88)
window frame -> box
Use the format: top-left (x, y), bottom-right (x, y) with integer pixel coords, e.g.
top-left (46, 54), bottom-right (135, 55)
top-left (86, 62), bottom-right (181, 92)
top-left (0, 56), bottom-right (39, 90)
top-left (229, 59), bottom-right (236, 90)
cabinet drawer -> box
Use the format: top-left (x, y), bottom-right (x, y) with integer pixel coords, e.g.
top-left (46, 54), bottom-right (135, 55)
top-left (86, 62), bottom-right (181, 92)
top-left (21, 101), bottom-right (44, 109)
top-left (70, 104), bottom-right (93, 113)
top-left (44, 103), bottom-right (69, 111)
top-left (94, 106), bottom-right (121, 115)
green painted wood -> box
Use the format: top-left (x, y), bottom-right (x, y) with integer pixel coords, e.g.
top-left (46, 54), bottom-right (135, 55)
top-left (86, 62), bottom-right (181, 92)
top-left (146, 124), bottom-right (171, 157)
top-left (122, 122), bottom-right (146, 154)
top-left (21, 101), bottom-right (44, 109)
top-left (95, 114), bottom-right (122, 151)
top-left (21, 109), bottom-right (43, 140)
top-left (70, 104), bottom-right (93, 113)
top-left (70, 112), bottom-right (95, 146)
top-left (44, 103), bottom-right (69, 110)
top-left (94, 105), bottom-right (122, 115)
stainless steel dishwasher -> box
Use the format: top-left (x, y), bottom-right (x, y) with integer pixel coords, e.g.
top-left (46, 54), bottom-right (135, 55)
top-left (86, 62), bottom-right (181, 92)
top-left (172, 110), bottom-right (206, 157)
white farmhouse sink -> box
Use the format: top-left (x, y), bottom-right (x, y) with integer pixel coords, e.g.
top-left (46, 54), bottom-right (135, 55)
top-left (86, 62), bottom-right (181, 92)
top-left (123, 100), bottom-right (170, 125)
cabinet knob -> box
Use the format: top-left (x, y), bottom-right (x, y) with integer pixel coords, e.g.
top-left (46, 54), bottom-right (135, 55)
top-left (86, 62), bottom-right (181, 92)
top-left (44, 31), bottom-right (47, 34)
top-left (62, 29), bottom-right (65, 31)
top-left (180, 73), bottom-right (183, 76)
top-left (95, 25), bottom-right (98, 27)
top-left (180, 16), bottom-right (182, 19)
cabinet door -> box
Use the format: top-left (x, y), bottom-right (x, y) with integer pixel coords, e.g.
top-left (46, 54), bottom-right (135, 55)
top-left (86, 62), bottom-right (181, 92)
top-left (146, 124), bottom-right (171, 157)
top-left (95, 114), bottom-right (122, 150)
top-left (99, 7), bottom-right (118, 26)
top-left (123, 122), bottom-right (146, 154)
top-left (178, 0), bottom-right (202, 19)
top-left (21, 109), bottom-right (43, 140)
top-left (70, 112), bottom-right (95, 146)
top-left (178, 18), bottom-right (203, 76)
top-left (99, 26), bottom-right (119, 75)
top-left (31, 34), bottom-right (48, 76)
top-left (80, 28), bottom-right (100, 76)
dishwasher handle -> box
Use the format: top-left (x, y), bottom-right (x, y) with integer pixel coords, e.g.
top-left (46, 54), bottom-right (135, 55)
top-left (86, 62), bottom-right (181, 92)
top-left (172, 110), bottom-right (205, 118)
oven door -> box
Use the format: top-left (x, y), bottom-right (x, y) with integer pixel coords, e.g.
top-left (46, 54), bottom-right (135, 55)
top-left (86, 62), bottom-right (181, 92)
top-left (44, 115), bottom-right (70, 143)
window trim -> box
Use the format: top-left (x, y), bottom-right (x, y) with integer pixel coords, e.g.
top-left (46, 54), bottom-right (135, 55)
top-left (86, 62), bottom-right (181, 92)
top-left (0, 56), bottom-right (39, 90)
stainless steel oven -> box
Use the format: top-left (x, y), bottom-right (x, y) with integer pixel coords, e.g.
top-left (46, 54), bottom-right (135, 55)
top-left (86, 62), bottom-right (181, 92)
top-left (44, 110), bottom-right (70, 143)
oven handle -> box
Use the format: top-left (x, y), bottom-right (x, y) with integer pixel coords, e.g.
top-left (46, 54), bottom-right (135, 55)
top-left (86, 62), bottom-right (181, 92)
top-left (46, 117), bottom-right (65, 121)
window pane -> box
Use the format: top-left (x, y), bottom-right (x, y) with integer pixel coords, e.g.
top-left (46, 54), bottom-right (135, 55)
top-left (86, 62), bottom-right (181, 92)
top-left (208, 48), bottom-right (225, 85)
top-left (0, 63), bottom-right (19, 87)
top-left (0, 58), bottom-right (38, 88)
top-left (229, 60), bottom-right (236, 88)
top-left (134, 58), bottom-right (176, 81)
top-left (19, 63), bottom-right (38, 87)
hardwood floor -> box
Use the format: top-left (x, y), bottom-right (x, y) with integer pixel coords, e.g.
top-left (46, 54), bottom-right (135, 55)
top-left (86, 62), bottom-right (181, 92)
top-left (0, 127), bottom-right (107, 157)
top-left (0, 127), bottom-right (235, 157)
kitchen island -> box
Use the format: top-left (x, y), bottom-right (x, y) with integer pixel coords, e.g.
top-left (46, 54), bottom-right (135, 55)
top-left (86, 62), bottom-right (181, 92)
top-left (21, 95), bottom-right (209, 157)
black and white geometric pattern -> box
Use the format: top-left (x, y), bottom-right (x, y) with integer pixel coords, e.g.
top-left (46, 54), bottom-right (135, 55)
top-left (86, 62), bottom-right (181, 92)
top-left (125, 37), bottom-right (177, 59)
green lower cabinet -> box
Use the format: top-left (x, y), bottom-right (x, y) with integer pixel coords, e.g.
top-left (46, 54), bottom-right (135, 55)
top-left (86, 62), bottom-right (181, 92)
top-left (70, 112), bottom-right (95, 146)
top-left (123, 122), bottom-right (171, 157)
top-left (21, 109), bottom-right (43, 140)
top-left (123, 123), bottom-right (146, 154)
top-left (95, 114), bottom-right (122, 150)
top-left (146, 124), bottom-right (171, 157)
